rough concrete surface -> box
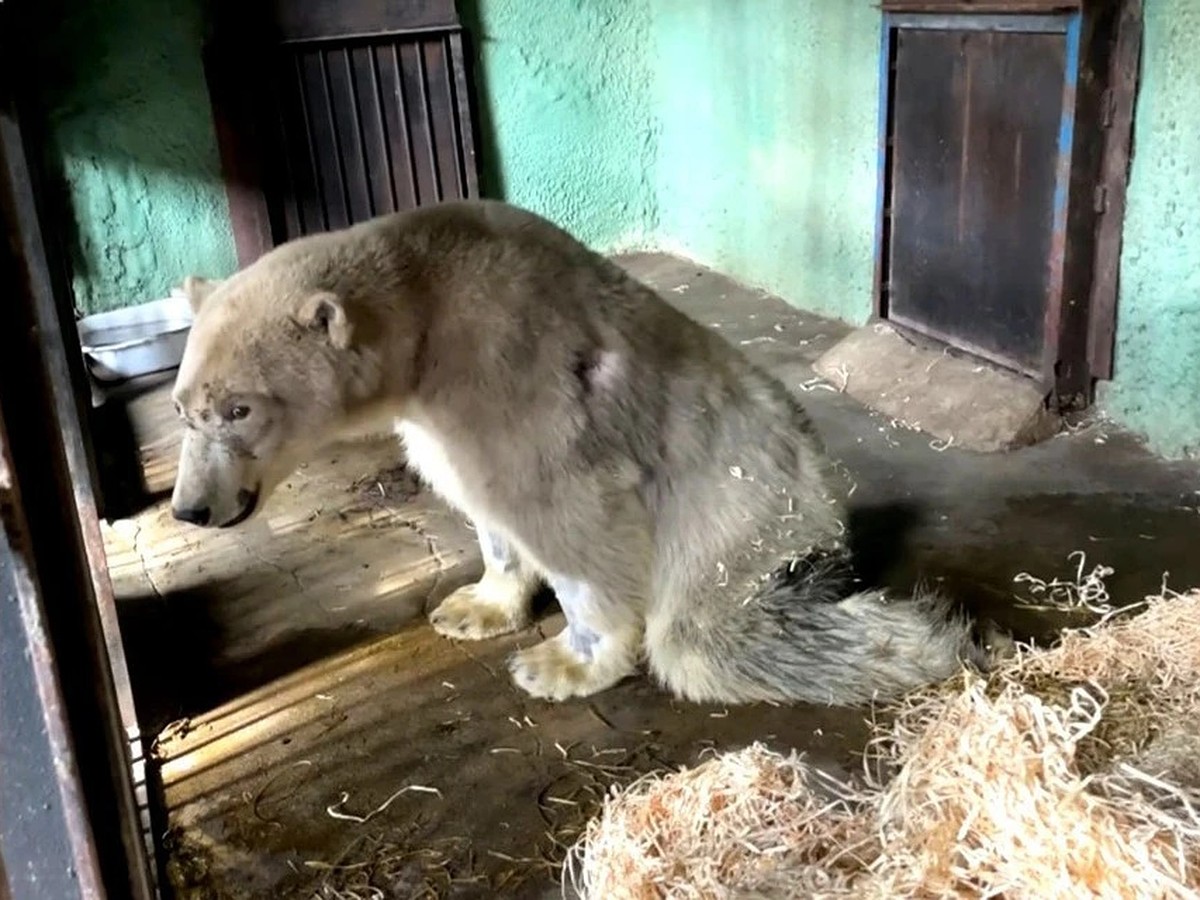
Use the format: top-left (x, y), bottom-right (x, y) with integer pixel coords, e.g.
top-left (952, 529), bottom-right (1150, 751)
top-left (29, 0), bottom-right (237, 314)
top-left (464, 0), bottom-right (659, 250)
top-left (97, 253), bottom-right (1200, 900)
top-left (813, 323), bottom-right (1059, 453)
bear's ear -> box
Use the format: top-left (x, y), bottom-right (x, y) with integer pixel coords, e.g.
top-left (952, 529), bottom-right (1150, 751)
top-left (298, 292), bottom-right (352, 350)
top-left (180, 275), bottom-right (222, 313)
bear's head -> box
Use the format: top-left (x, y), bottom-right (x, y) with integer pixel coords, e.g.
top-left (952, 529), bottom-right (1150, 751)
top-left (169, 268), bottom-right (390, 528)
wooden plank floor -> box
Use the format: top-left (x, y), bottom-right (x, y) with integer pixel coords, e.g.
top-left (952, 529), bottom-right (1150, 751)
top-left (102, 386), bottom-right (481, 730)
top-left (151, 612), bottom-right (862, 900)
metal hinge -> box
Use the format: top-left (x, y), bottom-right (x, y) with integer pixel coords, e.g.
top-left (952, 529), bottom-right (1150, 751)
top-left (1093, 184), bottom-right (1109, 214)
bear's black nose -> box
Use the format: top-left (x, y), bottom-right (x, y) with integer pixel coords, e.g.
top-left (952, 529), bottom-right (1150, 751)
top-left (173, 505), bottom-right (211, 526)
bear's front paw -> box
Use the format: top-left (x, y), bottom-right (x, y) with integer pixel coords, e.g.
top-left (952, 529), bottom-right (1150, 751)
top-left (429, 577), bottom-right (529, 641)
top-left (507, 631), bottom-right (635, 701)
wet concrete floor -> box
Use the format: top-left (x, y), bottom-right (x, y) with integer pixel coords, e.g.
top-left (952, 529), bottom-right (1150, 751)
top-left (104, 253), bottom-right (1200, 899)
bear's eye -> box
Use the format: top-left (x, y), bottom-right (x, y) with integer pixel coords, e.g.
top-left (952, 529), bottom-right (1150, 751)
top-left (228, 405), bottom-right (251, 421)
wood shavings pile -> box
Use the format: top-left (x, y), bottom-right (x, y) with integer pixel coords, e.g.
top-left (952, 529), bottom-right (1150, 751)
top-left (567, 586), bottom-right (1200, 899)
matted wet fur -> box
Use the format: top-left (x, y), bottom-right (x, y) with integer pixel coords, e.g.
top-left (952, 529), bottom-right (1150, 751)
top-left (170, 199), bottom-right (987, 705)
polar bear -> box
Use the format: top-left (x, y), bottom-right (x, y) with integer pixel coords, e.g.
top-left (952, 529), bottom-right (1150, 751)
top-left (170, 199), bottom-right (989, 704)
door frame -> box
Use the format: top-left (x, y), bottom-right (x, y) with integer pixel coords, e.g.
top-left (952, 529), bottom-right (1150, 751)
top-left (0, 4), bottom-right (158, 896)
top-left (0, 112), bottom-right (158, 900)
top-left (873, 0), bottom-right (1135, 410)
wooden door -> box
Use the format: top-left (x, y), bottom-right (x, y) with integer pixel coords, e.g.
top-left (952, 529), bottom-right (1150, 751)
top-left (887, 20), bottom-right (1071, 376)
top-left (206, 0), bottom-right (481, 266)
top-left (876, 2), bottom-right (1136, 407)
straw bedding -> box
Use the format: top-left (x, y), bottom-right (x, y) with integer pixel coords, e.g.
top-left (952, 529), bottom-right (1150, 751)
top-left (567, 577), bottom-right (1200, 899)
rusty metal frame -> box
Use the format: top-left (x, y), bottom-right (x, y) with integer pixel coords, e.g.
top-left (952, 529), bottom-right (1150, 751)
top-left (0, 190), bottom-right (157, 900)
top-left (0, 427), bottom-right (109, 899)
top-left (1042, 11), bottom-right (1085, 390)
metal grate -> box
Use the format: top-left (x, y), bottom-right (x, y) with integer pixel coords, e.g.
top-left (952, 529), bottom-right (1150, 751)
top-left (263, 33), bottom-right (476, 242)
top-left (203, 0), bottom-right (480, 266)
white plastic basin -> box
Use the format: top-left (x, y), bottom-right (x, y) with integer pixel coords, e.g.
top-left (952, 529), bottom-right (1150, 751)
top-left (78, 292), bottom-right (194, 383)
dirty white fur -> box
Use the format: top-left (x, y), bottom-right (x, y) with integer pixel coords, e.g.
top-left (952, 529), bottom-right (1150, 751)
top-left (428, 564), bottom-right (538, 641)
top-left (429, 520), bottom-right (539, 640)
top-left (404, 418), bottom-right (647, 700)
top-left (172, 199), bottom-right (989, 706)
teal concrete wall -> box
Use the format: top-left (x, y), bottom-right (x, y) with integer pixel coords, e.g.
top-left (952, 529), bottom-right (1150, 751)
top-left (651, 1), bottom-right (881, 324)
top-left (468, 0), bottom-right (881, 322)
top-left (1099, 0), bottom-right (1200, 459)
top-left (33, 0), bottom-right (236, 315)
top-left (464, 0), bottom-right (659, 250)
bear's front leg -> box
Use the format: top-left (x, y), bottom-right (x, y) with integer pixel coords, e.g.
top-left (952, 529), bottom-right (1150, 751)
top-left (430, 527), bottom-right (539, 640)
top-left (508, 574), bottom-right (642, 701)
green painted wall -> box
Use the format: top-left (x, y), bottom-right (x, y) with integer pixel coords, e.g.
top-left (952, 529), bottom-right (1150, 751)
top-left (651, 1), bottom-right (881, 324)
top-left (33, 0), bottom-right (236, 315)
top-left (469, 0), bottom-right (880, 322)
top-left (464, 0), bottom-right (659, 250)
top-left (1098, 0), bottom-right (1200, 459)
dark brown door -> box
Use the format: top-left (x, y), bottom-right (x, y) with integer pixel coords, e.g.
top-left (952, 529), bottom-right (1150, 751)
top-left (206, 0), bottom-right (481, 265)
top-left (878, 4), bottom-right (1140, 408)
top-left (887, 24), bottom-right (1069, 375)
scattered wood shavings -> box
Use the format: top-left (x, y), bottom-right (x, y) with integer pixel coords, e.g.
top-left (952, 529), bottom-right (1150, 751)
top-left (568, 583), bottom-right (1200, 899)
top-left (830, 364), bottom-right (850, 392)
top-left (325, 785), bottom-right (442, 824)
top-left (1013, 549), bottom-right (1120, 616)
top-left (798, 377), bottom-right (838, 393)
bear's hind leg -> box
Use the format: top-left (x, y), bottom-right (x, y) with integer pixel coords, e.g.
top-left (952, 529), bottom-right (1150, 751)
top-left (429, 527), bottom-right (540, 640)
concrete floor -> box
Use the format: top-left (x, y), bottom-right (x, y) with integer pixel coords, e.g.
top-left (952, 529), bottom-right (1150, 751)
top-left (100, 253), bottom-right (1200, 899)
